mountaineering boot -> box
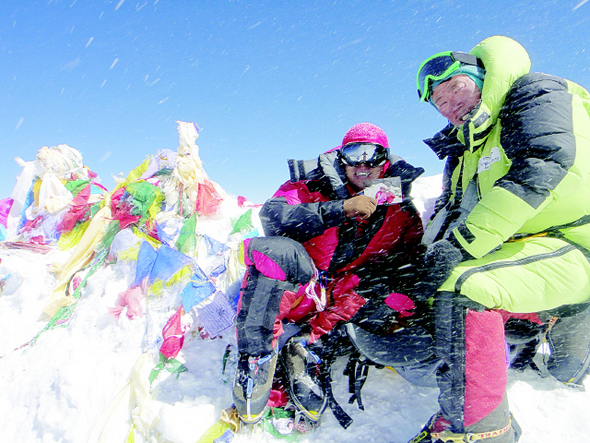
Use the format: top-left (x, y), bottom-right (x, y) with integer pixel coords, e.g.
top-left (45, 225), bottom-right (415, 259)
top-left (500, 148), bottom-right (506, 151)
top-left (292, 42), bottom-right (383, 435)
top-left (408, 395), bottom-right (521, 443)
top-left (541, 304), bottom-right (590, 386)
top-left (280, 338), bottom-right (328, 422)
top-left (504, 317), bottom-right (544, 372)
top-left (232, 350), bottom-right (278, 423)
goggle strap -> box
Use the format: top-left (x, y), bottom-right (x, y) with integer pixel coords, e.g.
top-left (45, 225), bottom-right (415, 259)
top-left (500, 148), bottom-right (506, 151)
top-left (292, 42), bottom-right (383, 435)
top-left (451, 51), bottom-right (480, 67)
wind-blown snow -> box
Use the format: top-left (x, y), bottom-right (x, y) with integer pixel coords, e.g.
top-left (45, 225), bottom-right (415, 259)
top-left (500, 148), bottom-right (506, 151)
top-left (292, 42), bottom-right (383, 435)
top-left (0, 174), bottom-right (588, 443)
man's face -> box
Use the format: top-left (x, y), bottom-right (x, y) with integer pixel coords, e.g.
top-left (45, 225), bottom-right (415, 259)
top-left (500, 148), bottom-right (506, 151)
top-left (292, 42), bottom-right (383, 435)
top-left (432, 74), bottom-right (481, 126)
top-left (344, 164), bottom-right (382, 191)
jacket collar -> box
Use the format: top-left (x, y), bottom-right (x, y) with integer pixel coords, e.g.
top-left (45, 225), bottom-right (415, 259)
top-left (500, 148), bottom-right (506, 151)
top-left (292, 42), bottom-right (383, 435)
top-left (424, 123), bottom-right (465, 159)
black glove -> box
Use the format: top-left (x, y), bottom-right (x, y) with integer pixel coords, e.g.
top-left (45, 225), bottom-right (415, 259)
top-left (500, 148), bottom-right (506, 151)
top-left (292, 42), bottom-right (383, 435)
top-left (413, 239), bottom-right (464, 301)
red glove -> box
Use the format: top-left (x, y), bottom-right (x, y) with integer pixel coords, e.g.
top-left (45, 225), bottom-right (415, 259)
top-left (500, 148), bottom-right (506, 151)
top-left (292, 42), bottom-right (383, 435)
top-left (384, 293), bottom-right (415, 318)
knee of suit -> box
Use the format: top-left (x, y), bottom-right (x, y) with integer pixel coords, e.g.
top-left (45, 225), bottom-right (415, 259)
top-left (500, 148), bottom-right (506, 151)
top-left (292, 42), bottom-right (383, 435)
top-left (245, 236), bottom-right (314, 284)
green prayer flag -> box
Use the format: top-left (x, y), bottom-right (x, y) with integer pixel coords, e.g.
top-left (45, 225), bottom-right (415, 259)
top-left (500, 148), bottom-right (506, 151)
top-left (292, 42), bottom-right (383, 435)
top-left (230, 209), bottom-right (253, 235)
top-left (175, 213), bottom-right (197, 254)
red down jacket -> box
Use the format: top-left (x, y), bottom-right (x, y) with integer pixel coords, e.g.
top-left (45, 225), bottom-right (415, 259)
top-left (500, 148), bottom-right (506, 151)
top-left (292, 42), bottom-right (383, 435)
top-left (258, 151), bottom-right (425, 341)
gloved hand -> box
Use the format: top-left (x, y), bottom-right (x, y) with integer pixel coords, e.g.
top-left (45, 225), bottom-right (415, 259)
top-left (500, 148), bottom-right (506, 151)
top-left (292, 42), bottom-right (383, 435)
top-left (343, 195), bottom-right (377, 219)
top-left (413, 239), bottom-right (464, 301)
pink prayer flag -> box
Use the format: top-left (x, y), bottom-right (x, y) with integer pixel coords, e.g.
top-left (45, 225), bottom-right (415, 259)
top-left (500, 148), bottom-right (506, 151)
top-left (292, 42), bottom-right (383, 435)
top-left (159, 307), bottom-right (186, 359)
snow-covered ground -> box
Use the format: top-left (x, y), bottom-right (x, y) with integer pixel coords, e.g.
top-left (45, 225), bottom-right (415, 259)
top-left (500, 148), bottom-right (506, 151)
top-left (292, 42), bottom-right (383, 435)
top-left (0, 172), bottom-right (589, 443)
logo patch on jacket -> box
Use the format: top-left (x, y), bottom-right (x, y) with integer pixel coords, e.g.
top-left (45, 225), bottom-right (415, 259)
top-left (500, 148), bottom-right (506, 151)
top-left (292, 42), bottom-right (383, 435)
top-left (477, 147), bottom-right (501, 173)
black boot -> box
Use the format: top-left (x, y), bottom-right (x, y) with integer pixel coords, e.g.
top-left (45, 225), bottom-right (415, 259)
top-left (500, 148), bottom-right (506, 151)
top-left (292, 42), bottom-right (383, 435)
top-left (280, 337), bottom-right (327, 422)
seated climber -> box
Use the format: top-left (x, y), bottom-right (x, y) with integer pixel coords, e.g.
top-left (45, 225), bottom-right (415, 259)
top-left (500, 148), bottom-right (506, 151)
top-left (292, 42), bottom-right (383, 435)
top-left (232, 123), bottom-right (431, 425)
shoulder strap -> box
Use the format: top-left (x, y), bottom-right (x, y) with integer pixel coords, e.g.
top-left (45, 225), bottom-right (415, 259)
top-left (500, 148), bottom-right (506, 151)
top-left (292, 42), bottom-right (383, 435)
top-left (287, 151), bottom-right (350, 199)
top-left (288, 158), bottom-right (321, 182)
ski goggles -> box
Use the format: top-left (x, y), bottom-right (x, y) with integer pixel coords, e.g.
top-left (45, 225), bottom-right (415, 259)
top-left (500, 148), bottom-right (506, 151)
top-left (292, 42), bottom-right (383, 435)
top-left (417, 51), bottom-right (480, 102)
top-left (339, 143), bottom-right (389, 168)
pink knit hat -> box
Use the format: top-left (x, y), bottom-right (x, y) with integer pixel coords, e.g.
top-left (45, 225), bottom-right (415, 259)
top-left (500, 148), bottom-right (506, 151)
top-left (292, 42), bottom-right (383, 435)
top-left (342, 123), bottom-right (389, 149)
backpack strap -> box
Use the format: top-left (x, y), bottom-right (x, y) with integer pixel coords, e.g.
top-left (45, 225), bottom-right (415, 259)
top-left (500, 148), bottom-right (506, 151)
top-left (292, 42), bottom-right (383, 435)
top-left (287, 151), bottom-right (350, 199)
top-left (288, 158), bottom-right (321, 182)
top-left (319, 327), bottom-right (354, 429)
top-left (343, 351), bottom-right (374, 411)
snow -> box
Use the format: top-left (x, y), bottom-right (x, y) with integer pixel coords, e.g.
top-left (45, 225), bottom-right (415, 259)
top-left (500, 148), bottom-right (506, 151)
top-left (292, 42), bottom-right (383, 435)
top-left (0, 173), bottom-right (589, 443)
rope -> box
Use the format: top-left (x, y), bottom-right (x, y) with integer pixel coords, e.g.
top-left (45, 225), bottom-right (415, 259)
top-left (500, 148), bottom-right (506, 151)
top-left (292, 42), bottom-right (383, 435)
top-left (304, 264), bottom-right (327, 311)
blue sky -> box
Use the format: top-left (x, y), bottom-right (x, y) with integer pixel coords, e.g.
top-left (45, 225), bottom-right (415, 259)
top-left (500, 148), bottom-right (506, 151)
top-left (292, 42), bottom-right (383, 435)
top-left (2, 0), bottom-right (590, 204)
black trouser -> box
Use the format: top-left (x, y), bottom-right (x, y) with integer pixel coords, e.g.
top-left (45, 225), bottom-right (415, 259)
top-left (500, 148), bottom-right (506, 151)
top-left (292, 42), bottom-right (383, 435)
top-left (236, 237), bottom-right (314, 356)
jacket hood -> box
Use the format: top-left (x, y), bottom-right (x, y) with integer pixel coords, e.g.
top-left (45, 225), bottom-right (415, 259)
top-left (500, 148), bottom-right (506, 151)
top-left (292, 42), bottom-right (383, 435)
top-left (471, 35), bottom-right (531, 123)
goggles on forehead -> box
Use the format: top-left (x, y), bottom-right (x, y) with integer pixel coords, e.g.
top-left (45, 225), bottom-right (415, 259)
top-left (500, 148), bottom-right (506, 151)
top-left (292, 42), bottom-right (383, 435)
top-left (339, 143), bottom-right (389, 168)
top-left (416, 51), bottom-right (480, 102)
